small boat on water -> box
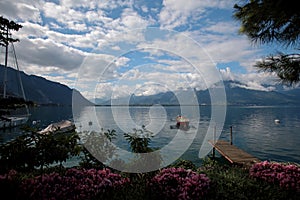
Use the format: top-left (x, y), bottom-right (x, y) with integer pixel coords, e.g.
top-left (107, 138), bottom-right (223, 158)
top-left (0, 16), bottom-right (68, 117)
top-left (0, 115), bottom-right (29, 129)
top-left (38, 120), bottom-right (76, 135)
top-left (170, 115), bottom-right (190, 130)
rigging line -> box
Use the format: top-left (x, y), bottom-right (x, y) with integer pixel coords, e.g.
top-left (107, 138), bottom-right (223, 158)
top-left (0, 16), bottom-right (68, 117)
top-left (11, 41), bottom-right (30, 116)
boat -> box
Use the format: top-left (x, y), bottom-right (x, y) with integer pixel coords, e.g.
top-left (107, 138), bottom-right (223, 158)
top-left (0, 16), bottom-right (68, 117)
top-left (170, 115), bottom-right (190, 130)
top-left (0, 25), bottom-right (30, 129)
top-left (38, 120), bottom-right (76, 135)
top-left (0, 115), bottom-right (29, 128)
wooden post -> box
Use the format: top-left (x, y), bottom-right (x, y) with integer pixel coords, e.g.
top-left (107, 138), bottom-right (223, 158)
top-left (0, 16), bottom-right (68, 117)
top-left (230, 126), bottom-right (233, 145)
top-left (213, 125), bottom-right (216, 144)
top-left (212, 125), bottom-right (216, 158)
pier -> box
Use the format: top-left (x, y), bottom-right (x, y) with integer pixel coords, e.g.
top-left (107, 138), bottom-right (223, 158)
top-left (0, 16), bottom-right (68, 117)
top-left (208, 126), bottom-right (261, 167)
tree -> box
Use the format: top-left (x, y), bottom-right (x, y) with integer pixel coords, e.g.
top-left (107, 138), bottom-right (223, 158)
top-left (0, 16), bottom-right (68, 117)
top-left (233, 0), bottom-right (300, 85)
top-left (0, 16), bottom-right (22, 47)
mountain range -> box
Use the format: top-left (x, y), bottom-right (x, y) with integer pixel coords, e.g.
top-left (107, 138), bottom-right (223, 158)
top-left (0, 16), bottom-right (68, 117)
top-left (95, 81), bottom-right (300, 106)
top-left (1, 64), bottom-right (299, 106)
top-left (0, 65), bottom-right (90, 106)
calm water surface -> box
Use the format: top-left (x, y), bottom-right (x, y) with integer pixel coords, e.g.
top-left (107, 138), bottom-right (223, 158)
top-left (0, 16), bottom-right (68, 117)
top-left (1, 105), bottom-right (299, 166)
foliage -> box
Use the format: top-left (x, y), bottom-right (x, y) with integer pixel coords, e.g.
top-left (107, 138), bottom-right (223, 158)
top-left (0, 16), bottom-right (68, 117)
top-left (79, 129), bottom-right (118, 170)
top-left (0, 158), bottom-right (299, 199)
top-left (233, 0), bottom-right (300, 84)
top-left (124, 127), bottom-right (153, 153)
top-left (148, 167), bottom-right (210, 200)
top-left (1, 128), bottom-right (300, 199)
top-left (124, 127), bottom-right (162, 172)
top-left (0, 169), bottom-right (20, 200)
top-left (233, 0), bottom-right (299, 46)
top-left (250, 160), bottom-right (300, 191)
top-left (254, 53), bottom-right (300, 85)
top-left (0, 130), bottom-right (81, 173)
top-left (170, 159), bottom-right (197, 171)
top-left (202, 157), bottom-right (299, 200)
top-left (20, 168), bottom-right (130, 200)
top-left (0, 16), bottom-right (22, 47)
top-left (0, 132), bottom-right (37, 172)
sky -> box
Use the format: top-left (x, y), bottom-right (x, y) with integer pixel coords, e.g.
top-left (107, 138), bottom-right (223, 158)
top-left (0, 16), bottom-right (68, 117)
top-left (0, 0), bottom-right (296, 101)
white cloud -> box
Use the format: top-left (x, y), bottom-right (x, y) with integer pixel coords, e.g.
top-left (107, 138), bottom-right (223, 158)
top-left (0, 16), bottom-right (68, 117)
top-left (0, 0), bottom-right (290, 101)
top-left (220, 67), bottom-right (278, 91)
top-left (204, 21), bottom-right (239, 35)
top-left (0, 0), bottom-right (41, 22)
top-left (15, 37), bottom-right (85, 70)
top-left (159, 0), bottom-right (233, 29)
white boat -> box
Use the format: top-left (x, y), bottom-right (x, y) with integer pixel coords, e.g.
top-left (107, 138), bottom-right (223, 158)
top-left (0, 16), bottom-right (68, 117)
top-left (0, 115), bottom-right (29, 129)
top-left (38, 120), bottom-right (76, 135)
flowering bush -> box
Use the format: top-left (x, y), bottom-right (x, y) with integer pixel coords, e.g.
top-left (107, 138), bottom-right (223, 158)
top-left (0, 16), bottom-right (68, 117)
top-left (148, 167), bottom-right (210, 200)
top-left (0, 169), bottom-right (20, 199)
top-left (20, 168), bottom-right (129, 200)
top-left (249, 161), bottom-right (300, 191)
top-left (0, 169), bottom-right (17, 181)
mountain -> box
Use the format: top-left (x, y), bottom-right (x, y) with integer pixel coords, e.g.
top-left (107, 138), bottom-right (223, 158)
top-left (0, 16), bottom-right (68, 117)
top-left (222, 81), bottom-right (299, 106)
top-left (0, 65), bottom-right (91, 106)
top-left (95, 80), bottom-right (300, 106)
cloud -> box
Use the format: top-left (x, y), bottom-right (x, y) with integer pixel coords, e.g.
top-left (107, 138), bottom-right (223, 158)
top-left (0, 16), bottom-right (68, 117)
top-left (0, 0), bottom-right (289, 101)
top-left (220, 67), bottom-right (278, 91)
top-left (204, 21), bottom-right (239, 35)
top-left (0, 0), bottom-right (41, 22)
top-left (15, 37), bottom-right (85, 70)
top-left (159, 0), bottom-right (233, 29)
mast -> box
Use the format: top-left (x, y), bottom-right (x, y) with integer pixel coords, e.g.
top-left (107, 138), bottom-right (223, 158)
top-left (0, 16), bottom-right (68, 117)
top-left (3, 26), bottom-right (8, 98)
top-left (11, 42), bottom-right (29, 115)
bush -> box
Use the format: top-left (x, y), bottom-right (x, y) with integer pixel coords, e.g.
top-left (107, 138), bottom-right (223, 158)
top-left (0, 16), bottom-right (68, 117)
top-left (148, 167), bottom-right (210, 199)
top-left (170, 159), bottom-right (197, 171)
top-left (250, 160), bottom-right (300, 191)
top-left (20, 168), bottom-right (130, 200)
top-left (0, 169), bottom-right (20, 200)
top-left (201, 158), bottom-right (299, 199)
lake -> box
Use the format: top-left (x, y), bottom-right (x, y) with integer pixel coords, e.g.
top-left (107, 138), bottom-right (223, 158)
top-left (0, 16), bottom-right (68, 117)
top-left (1, 105), bottom-right (300, 167)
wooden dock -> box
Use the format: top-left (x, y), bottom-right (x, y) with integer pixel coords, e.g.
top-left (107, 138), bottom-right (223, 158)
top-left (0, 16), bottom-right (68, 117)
top-left (208, 140), bottom-right (261, 167)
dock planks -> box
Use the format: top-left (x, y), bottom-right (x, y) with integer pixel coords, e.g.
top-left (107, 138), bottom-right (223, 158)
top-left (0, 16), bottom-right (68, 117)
top-left (208, 140), bottom-right (261, 167)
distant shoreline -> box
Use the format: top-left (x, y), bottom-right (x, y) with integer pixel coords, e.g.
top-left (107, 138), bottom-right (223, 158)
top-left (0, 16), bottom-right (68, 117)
top-left (92, 104), bottom-right (300, 107)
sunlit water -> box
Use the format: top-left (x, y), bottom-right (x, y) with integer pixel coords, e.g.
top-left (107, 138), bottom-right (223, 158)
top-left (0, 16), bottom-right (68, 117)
top-left (1, 105), bottom-right (300, 166)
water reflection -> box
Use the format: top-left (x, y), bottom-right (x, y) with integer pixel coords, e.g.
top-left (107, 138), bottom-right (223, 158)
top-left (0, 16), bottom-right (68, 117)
top-left (222, 106), bottom-right (300, 164)
top-left (1, 105), bottom-right (300, 165)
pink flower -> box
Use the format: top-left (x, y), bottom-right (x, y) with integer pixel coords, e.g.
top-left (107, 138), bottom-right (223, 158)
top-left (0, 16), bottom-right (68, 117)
top-left (249, 161), bottom-right (300, 191)
top-left (149, 167), bottom-right (210, 199)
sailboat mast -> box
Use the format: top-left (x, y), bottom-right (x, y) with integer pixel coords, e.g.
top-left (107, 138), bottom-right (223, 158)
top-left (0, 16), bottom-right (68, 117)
top-left (3, 26), bottom-right (8, 98)
top-left (11, 42), bottom-right (29, 115)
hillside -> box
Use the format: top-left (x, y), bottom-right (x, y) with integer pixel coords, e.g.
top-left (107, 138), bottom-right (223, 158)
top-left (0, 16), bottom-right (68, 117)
top-left (95, 81), bottom-right (300, 106)
top-left (0, 65), bottom-right (91, 106)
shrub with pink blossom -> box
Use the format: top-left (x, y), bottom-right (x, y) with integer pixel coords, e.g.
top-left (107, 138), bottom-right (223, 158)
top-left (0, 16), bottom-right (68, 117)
top-left (249, 161), bottom-right (300, 191)
top-left (0, 169), bottom-right (21, 199)
top-left (20, 168), bottom-right (130, 200)
top-left (0, 169), bottom-right (17, 181)
top-left (148, 167), bottom-right (210, 200)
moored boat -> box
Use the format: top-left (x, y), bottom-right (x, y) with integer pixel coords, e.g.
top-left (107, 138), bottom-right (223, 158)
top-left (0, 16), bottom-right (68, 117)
top-left (38, 120), bottom-right (76, 135)
top-left (170, 115), bottom-right (190, 130)
top-left (0, 115), bottom-right (29, 129)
